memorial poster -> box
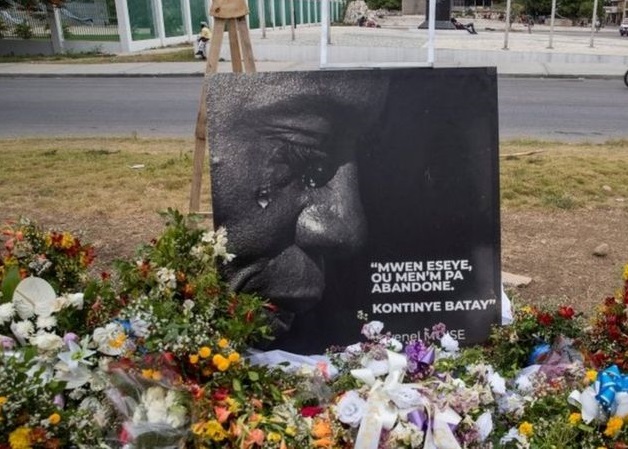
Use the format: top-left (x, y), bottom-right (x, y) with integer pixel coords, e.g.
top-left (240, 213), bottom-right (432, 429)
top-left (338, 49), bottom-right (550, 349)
top-left (208, 67), bottom-right (501, 353)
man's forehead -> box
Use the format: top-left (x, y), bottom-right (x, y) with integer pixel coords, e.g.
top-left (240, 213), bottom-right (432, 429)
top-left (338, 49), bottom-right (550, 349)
top-left (207, 71), bottom-right (389, 120)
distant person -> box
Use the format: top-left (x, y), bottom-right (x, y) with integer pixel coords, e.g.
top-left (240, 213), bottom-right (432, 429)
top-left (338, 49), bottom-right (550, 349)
top-left (451, 17), bottom-right (477, 34)
top-left (526, 16), bottom-right (534, 33)
top-left (196, 21), bottom-right (211, 59)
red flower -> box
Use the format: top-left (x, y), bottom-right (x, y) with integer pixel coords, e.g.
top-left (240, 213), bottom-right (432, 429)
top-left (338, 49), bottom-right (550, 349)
top-left (213, 387), bottom-right (230, 401)
top-left (301, 406), bottom-right (323, 418)
top-left (557, 306), bottom-right (575, 320)
top-left (537, 312), bottom-right (554, 326)
top-left (608, 325), bottom-right (622, 341)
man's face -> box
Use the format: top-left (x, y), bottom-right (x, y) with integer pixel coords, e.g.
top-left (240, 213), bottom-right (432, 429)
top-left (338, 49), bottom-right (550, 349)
top-left (209, 72), bottom-right (388, 316)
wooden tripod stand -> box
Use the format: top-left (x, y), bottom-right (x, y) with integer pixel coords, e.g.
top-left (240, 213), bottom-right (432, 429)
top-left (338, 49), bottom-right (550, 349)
top-left (189, 0), bottom-right (257, 215)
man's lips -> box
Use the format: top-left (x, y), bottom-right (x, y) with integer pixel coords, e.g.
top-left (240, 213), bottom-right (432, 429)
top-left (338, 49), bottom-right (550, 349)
top-left (228, 245), bottom-right (325, 314)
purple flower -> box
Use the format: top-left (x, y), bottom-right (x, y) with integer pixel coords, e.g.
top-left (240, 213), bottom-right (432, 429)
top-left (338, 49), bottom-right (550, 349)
top-left (405, 340), bottom-right (435, 379)
top-left (63, 332), bottom-right (79, 344)
top-left (0, 335), bottom-right (15, 350)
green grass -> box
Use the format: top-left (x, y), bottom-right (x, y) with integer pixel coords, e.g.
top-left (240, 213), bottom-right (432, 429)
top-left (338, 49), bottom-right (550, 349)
top-left (0, 137), bottom-right (626, 221)
top-left (500, 139), bottom-right (628, 210)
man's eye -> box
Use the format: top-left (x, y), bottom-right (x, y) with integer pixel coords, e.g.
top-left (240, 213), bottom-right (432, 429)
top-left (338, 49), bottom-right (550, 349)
top-left (272, 141), bottom-right (337, 189)
top-left (301, 162), bottom-right (335, 189)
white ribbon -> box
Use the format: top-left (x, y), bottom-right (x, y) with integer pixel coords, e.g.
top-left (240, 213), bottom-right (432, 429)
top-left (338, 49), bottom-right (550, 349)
top-left (351, 350), bottom-right (463, 449)
top-left (352, 350), bottom-right (408, 449)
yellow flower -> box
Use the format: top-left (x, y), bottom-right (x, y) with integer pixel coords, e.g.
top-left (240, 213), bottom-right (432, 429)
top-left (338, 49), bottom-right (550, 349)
top-left (218, 338), bottom-right (229, 349)
top-left (225, 397), bottom-right (241, 413)
top-left (48, 413), bottom-right (61, 425)
top-left (189, 354), bottom-right (199, 364)
top-left (585, 370), bottom-right (598, 383)
top-left (109, 332), bottom-right (127, 349)
top-left (198, 346), bottom-right (212, 358)
top-left (212, 354), bottom-right (230, 371)
top-left (518, 421), bottom-right (534, 438)
top-left (60, 232), bottom-right (75, 249)
top-left (520, 306), bottom-right (533, 314)
top-left (141, 369), bottom-right (162, 381)
top-left (9, 426), bottom-right (32, 449)
top-left (267, 432), bottom-right (282, 443)
top-left (0, 396), bottom-right (7, 406)
top-left (568, 412), bottom-right (581, 426)
top-left (285, 426), bottom-right (296, 437)
top-left (623, 263), bottom-right (628, 281)
top-left (228, 352), bottom-right (240, 363)
top-left (603, 416), bottom-right (623, 437)
top-left (205, 420), bottom-right (228, 441)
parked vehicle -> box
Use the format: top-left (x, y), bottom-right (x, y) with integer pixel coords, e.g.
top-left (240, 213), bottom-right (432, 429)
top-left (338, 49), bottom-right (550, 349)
top-left (620, 18), bottom-right (628, 36)
top-left (624, 70), bottom-right (628, 88)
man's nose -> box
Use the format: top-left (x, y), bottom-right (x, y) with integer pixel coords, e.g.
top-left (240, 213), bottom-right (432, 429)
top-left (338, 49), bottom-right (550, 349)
top-left (295, 163), bottom-right (367, 255)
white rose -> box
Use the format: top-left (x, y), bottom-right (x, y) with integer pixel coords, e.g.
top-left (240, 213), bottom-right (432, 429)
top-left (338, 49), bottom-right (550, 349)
top-left (67, 293), bottom-right (84, 309)
top-left (31, 332), bottom-right (63, 352)
top-left (36, 315), bottom-right (57, 330)
top-left (335, 390), bottom-right (367, 427)
top-left (361, 321), bottom-right (384, 339)
top-left (0, 303), bottom-right (15, 324)
top-left (440, 333), bottom-right (459, 353)
top-left (388, 386), bottom-right (424, 409)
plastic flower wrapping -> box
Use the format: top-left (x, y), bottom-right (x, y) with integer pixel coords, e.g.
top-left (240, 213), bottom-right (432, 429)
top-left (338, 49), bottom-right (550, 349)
top-left (1, 211), bottom-right (628, 448)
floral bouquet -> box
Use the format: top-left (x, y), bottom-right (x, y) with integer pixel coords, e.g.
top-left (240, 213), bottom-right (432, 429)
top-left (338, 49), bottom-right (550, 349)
top-left (1, 211), bottom-right (628, 449)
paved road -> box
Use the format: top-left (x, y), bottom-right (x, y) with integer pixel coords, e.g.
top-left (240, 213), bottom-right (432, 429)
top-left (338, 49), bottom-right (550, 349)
top-left (1, 76), bottom-right (627, 141)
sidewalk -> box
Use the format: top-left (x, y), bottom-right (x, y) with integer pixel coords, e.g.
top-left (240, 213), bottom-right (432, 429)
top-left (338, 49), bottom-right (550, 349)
top-left (0, 17), bottom-right (626, 78)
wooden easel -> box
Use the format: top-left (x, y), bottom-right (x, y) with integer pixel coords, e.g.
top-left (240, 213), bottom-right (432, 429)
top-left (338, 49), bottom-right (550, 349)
top-left (189, 0), bottom-right (257, 215)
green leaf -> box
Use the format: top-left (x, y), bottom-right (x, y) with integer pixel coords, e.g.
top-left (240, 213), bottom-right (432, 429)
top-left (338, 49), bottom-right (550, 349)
top-left (232, 378), bottom-right (242, 392)
top-left (23, 345), bottom-right (37, 363)
top-left (248, 371), bottom-right (260, 382)
top-left (1, 266), bottom-right (21, 304)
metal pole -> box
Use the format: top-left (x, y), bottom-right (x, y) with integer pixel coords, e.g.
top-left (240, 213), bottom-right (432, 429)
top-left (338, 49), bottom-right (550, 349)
top-left (259, 0), bottom-right (266, 38)
top-left (548, 0), bottom-right (556, 49)
top-left (320, 0), bottom-right (329, 65)
top-left (290, 0), bottom-right (295, 41)
top-left (590, 0), bottom-right (599, 48)
top-left (427, 0), bottom-right (436, 64)
top-left (327, 0), bottom-right (331, 44)
top-left (503, 0), bottom-right (512, 50)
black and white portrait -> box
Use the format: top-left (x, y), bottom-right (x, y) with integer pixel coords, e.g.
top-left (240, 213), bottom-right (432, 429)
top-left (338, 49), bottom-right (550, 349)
top-left (208, 68), bottom-right (501, 353)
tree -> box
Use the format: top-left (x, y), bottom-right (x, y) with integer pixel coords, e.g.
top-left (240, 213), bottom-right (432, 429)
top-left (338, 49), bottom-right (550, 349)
top-left (557, 0), bottom-right (605, 24)
top-left (365, 0), bottom-right (401, 11)
top-left (519, 0), bottom-right (552, 17)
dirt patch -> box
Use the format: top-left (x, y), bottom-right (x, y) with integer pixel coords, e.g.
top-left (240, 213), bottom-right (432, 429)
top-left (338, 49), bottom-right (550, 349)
top-left (501, 208), bottom-right (628, 312)
top-left (3, 206), bottom-right (627, 316)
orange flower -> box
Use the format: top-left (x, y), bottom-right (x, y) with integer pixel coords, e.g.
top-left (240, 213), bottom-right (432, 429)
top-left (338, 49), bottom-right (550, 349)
top-left (311, 418), bottom-right (332, 439)
top-left (214, 406), bottom-right (231, 424)
top-left (313, 437), bottom-right (334, 448)
top-left (243, 428), bottom-right (265, 448)
top-left (212, 354), bottom-right (230, 371)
